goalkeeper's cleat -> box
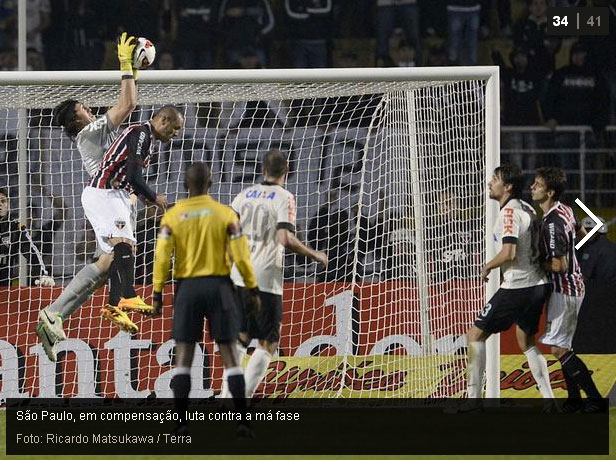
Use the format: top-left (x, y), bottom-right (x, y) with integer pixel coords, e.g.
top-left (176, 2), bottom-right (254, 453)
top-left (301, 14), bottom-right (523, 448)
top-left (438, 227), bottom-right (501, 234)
top-left (38, 309), bottom-right (67, 342)
top-left (101, 305), bottom-right (138, 334)
top-left (36, 321), bottom-right (58, 362)
top-left (117, 296), bottom-right (153, 314)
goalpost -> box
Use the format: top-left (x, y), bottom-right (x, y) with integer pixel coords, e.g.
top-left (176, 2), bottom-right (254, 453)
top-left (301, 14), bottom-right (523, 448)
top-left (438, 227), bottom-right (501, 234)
top-left (0, 67), bottom-right (499, 400)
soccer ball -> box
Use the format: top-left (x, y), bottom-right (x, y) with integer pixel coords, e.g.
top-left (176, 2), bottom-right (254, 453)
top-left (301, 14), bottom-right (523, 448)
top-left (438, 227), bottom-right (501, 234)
top-left (132, 37), bottom-right (156, 70)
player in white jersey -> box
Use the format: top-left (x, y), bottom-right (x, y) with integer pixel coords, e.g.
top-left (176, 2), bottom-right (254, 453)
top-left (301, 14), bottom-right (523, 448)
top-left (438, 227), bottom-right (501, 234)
top-left (531, 167), bottom-right (605, 413)
top-left (223, 150), bottom-right (328, 398)
top-left (36, 33), bottom-right (140, 361)
top-left (465, 164), bottom-right (554, 400)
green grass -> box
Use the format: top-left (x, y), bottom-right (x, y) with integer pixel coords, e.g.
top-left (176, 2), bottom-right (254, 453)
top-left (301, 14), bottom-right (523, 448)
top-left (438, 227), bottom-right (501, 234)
top-left (1, 409), bottom-right (614, 459)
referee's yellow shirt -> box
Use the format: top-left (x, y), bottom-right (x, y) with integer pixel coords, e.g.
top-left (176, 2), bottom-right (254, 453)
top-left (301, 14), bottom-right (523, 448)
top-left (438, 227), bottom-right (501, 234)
top-left (152, 194), bottom-right (257, 292)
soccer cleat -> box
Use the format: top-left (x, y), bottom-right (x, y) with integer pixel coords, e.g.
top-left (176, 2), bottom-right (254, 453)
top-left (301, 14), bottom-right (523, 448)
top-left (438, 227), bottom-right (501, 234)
top-left (236, 422), bottom-right (255, 439)
top-left (38, 309), bottom-right (67, 342)
top-left (581, 399), bottom-right (608, 414)
top-left (101, 305), bottom-right (139, 334)
top-left (117, 296), bottom-right (154, 314)
top-left (561, 398), bottom-right (584, 414)
top-left (36, 321), bottom-right (58, 362)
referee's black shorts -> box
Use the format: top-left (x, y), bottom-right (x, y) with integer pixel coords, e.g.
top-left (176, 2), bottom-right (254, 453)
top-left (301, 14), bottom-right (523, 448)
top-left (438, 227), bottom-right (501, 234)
top-left (237, 287), bottom-right (282, 343)
top-left (474, 284), bottom-right (550, 336)
top-left (172, 276), bottom-right (239, 343)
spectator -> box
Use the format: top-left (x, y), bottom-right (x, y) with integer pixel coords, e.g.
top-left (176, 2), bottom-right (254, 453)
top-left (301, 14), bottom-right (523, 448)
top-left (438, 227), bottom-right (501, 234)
top-left (513, 0), bottom-right (560, 81)
top-left (156, 49), bottom-right (176, 70)
top-left (218, 0), bottom-right (274, 67)
top-left (283, 0), bottom-right (333, 68)
top-left (542, 42), bottom-right (609, 179)
top-left (576, 216), bottom-right (616, 282)
top-left (0, 48), bottom-right (17, 70)
top-left (392, 41), bottom-right (417, 67)
top-left (174, 0), bottom-right (218, 69)
top-left (0, 188), bottom-right (54, 286)
top-left (308, 189), bottom-right (355, 282)
top-left (579, 0), bottom-right (616, 124)
top-left (494, 46), bottom-right (542, 170)
top-left (26, 0), bottom-right (51, 58)
top-left (446, 0), bottom-right (482, 65)
top-left (375, 0), bottom-right (420, 67)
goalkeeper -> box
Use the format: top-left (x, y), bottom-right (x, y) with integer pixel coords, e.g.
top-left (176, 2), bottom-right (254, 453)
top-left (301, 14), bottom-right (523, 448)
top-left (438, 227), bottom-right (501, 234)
top-left (36, 33), bottom-right (141, 362)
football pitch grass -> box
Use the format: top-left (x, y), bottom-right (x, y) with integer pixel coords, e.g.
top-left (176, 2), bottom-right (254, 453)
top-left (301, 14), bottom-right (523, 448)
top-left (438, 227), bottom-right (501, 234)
top-left (0, 409), bottom-right (614, 459)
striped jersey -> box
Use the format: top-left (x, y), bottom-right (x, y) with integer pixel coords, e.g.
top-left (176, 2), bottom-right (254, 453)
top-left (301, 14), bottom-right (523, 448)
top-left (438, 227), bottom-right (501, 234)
top-left (539, 201), bottom-right (584, 296)
top-left (493, 198), bottom-right (548, 289)
top-left (230, 182), bottom-right (296, 295)
top-left (88, 122), bottom-right (157, 203)
top-left (75, 114), bottom-right (119, 176)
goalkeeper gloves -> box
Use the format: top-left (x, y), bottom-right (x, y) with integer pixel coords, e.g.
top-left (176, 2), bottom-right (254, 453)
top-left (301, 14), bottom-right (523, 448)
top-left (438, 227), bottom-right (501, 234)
top-left (117, 32), bottom-right (136, 75)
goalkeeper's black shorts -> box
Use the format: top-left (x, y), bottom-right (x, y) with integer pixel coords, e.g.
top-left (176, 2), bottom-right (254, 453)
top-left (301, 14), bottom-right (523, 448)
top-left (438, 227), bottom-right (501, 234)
top-left (237, 287), bottom-right (282, 343)
top-left (474, 284), bottom-right (550, 336)
top-left (172, 276), bottom-right (239, 343)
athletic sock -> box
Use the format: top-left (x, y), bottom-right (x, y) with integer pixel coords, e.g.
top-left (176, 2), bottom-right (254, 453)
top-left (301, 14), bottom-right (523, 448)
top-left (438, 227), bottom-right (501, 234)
top-left (524, 346), bottom-right (555, 398)
top-left (47, 264), bottom-right (104, 318)
top-left (467, 341), bottom-right (486, 398)
top-left (113, 242), bottom-right (137, 299)
top-left (560, 351), bottom-right (602, 399)
top-left (244, 348), bottom-right (272, 398)
top-left (226, 366), bottom-right (247, 415)
top-left (220, 342), bottom-right (248, 399)
top-left (171, 367), bottom-right (191, 426)
top-left (561, 366), bottom-right (582, 399)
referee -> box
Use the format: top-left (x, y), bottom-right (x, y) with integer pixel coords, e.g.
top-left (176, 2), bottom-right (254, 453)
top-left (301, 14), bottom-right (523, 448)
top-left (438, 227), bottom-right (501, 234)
top-left (151, 162), bottom-right (260, 436)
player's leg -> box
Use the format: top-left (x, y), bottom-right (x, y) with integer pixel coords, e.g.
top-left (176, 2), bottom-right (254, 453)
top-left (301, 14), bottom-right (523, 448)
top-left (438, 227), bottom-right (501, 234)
top-left (172, 341), bottom-right (195, 431)
top-left (243, 291), bottom-right (282, 398)
top-left (541, 293), bottom-right (603, 410)
top-left (515, 284), bottom-right (555, 399)
top-left (39, 252), bottom-right (112, 340)
top-left (466, 325), bottom-right (490, 398)
top-left (220, 288), bottom-right (250, 398)
top-left (170, 278), bottom-right (206, 431)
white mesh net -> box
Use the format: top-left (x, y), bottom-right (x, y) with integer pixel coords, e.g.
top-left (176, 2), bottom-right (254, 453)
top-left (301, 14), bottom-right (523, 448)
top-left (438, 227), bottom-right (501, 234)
top-left (0, 74), bottom-right (488, 399)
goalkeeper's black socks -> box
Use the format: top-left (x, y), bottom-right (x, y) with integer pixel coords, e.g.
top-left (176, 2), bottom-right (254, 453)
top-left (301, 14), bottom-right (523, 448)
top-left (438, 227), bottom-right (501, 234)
top-left (171, 371), bottom-right (191, 426)
top-left (112, 242), bottom-right (137, 299)
top-left (560, 351), bottom-right (602, 399)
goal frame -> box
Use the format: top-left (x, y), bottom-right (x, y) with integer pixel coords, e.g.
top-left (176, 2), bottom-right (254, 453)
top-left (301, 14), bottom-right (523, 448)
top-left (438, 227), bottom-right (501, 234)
top-left (0, 66), bottom-right (500, 397)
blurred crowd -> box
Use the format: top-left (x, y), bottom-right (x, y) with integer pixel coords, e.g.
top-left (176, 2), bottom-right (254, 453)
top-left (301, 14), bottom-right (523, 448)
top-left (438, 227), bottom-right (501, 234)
top-left (0, 0), bottom-right (614, 127)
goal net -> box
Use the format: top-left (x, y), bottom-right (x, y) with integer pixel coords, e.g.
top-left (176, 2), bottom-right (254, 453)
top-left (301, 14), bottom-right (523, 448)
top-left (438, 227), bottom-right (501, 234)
top-left (0, 68), bottom-right (498, 400)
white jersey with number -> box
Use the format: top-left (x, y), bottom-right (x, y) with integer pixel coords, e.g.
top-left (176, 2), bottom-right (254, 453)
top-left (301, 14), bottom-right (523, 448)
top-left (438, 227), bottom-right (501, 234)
top-left (75, 114), bottom-right (119, 176)
top-left (230, 182), bottom-right (296, 295)
top-left (493, 198), bottom-right (548, 289)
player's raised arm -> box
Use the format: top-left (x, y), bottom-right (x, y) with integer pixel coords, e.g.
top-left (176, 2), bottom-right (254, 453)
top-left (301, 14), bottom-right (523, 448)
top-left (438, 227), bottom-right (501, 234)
top-left (106, 32), bottom-right (138, 128)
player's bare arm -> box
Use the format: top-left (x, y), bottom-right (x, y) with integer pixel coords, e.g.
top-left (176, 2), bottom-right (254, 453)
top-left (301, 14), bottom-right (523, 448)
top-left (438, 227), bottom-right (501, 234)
top-left (481, 243), bottom-right (516, 282)
top-left (106, 32), bottom-right (138, 128)
top-left (276, 227), bottom-right (328, 268)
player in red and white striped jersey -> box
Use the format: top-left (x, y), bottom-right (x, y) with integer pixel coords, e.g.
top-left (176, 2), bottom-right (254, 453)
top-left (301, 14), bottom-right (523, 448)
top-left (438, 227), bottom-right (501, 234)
top-left (531, 167), bottom-right (605, 412)
top-left (82, 105), bottom-right (184, 332)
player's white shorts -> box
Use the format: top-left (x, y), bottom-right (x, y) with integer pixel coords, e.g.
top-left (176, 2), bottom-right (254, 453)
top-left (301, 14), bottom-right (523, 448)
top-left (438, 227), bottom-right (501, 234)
top-left (81, 186), bottom-right (135, 254)
top-left (540, 292), bottom-right (584, 349)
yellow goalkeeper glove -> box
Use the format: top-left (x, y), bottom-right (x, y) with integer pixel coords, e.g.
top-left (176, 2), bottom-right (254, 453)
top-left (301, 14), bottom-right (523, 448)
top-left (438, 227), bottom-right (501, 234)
top-left (117, 32), bottom-right (136, 74)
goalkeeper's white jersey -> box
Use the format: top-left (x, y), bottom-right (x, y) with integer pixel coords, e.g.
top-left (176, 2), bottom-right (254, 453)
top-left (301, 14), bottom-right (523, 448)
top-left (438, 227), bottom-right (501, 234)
top-left (493, 198), bottom-right (549, 289)
top-left (230, 182), bottom-right (296, 295)
top-left (75, 114), bottom-right (119, 177)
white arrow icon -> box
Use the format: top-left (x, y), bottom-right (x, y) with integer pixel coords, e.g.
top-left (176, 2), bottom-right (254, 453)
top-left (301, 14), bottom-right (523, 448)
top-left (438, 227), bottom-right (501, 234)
top-left (574, 198), bottom-right (603, 250)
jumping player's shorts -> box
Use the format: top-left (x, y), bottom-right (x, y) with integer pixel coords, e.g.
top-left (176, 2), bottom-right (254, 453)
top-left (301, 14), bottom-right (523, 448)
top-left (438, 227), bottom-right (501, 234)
top-left (474, 284), bottom-right (550, 336)
top-left (81, 186), bottom-right (135, 254)
top-left (540, 291), bottom-right (584, 349)
top-left (237, 287), bottom-right (282, 343)
top-left (172, 276), bottom-right (239, 343)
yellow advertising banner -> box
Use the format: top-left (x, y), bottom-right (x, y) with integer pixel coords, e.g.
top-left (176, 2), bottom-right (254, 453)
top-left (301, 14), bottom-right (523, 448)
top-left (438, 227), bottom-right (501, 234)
top-left (257, 354), bottom-right (616, 398)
